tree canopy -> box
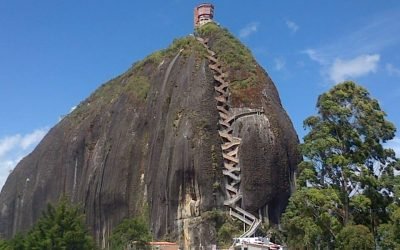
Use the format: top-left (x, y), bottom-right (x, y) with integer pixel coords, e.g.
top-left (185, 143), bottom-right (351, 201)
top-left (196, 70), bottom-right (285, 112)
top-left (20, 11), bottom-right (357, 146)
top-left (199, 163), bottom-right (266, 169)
top-left (109, 217), bottom-right (151, 250)
top-left (282, 81), bottom-right (399, 249)
top-left (0, 197), bottom-right (95, 250)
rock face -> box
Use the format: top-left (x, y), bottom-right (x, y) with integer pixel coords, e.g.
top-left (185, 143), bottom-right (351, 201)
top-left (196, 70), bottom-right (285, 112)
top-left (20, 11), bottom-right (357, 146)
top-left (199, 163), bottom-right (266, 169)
top-left (0, 23), bottom-right (300, 248)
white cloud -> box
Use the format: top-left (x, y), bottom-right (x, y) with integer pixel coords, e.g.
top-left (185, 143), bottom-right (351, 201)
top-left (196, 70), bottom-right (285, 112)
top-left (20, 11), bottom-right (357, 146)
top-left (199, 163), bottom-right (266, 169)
top-left (0, 128), bottom-right (48, 190)
top-left (328, 54), bottom-right (380, 83)
top-left (274, 58), bottom-right (286, 71)
top-left (301, 10), bottom-right (400, 84)
top-left (0, 135), bottom-right (21, 158)
top-left (0, 158), bottom-right (21, 190)
top-left (386, 63), bottom-right (400, 77)
top-left (239, 22), bottom-right (259, 38)
top-left (302, 48), bottom-right (328, 65)
top-left (286, 20), bottom-right (299, 33)
top-left (20, 129), bottom-right (47, 150)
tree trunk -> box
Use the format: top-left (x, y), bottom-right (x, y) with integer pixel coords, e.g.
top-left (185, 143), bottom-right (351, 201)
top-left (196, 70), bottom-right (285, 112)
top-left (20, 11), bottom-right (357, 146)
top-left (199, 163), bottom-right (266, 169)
top-left (341, 178), bottom-right (349, 225)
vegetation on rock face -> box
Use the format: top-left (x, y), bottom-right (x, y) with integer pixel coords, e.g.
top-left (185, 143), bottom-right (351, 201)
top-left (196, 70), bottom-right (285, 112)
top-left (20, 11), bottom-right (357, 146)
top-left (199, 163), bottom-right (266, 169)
top-left (0, 198), bottom-right (95, 250)
top-left (201, 210), bottom-right (242, 248)
top-left (282, 81), bottom-right (400, 249)
top-left (196, 22), bottom-right (262, 106)
top-left (70, 22), bottom-right (264, 122)
top-left (196, 22), bottom-right (256, 85)
top-left (134, 35), bottom-right (207, 70)
top-left (124, 76), bottom-right (150, 101)
top-left (69, 34), bottom-right (208, 124)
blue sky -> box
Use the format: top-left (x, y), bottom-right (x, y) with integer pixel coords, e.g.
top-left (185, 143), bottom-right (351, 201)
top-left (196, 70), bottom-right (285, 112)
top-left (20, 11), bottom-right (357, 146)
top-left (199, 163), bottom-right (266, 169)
top-left (1, 1), bottom-right (400, 189)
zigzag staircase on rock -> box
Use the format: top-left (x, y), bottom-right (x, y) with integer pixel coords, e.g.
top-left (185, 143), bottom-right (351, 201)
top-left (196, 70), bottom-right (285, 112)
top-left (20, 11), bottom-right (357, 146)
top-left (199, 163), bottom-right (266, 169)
top-left (195, 36), bottom-right (263, 238)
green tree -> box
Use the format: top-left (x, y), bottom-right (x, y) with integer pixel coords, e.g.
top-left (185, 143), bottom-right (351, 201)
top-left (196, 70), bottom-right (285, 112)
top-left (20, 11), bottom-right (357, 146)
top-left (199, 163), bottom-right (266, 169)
top-left (336, 224), bottom-right (374, 250)
top-left (283, 81), bottom-right (398, 248)
top-left (282, 187), bottom-right (342, 249)
top-left (300, 81), bottom-right (396, 225)
top-left (0, 238), bottom-right (9, 250)
top-left (11, 234), bottom-right (26, 250)
top-left (24, 197), bottom-right (95, 250)
top-left (377, 206), bottom-right (400, 249)
top-left (109, 217), bottom-right (151, 250)
top-left (377, 175), bottom-right (400, 249)
top-left (0, 233), bottom-right (26, 250)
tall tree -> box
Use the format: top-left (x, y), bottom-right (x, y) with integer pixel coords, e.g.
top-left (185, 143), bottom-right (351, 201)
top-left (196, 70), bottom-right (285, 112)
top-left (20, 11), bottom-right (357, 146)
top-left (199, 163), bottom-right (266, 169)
top-left (301, 81), bottom-right (396, 225)
top-left (0, 198), bottom-right (95, 250)
top-left (283, 81), bottom-right (398, 248)
top-left (24, 197), bottom-right (95, 250)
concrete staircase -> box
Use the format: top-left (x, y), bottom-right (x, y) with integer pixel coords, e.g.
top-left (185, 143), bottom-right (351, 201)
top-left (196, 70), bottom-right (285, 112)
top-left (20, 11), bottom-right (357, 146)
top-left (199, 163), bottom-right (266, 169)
top-left (195, 36), bottom-right (264, 238)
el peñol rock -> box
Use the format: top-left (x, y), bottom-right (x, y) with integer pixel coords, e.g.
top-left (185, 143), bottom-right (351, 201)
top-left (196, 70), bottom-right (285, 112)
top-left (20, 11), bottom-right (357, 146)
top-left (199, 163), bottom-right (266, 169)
top-left (0, 21), bottom-right (300, 248)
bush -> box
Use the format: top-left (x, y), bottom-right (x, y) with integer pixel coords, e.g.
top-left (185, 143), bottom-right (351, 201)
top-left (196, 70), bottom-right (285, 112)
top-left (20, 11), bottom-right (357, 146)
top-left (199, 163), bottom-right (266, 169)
top-left (109, 217), bottom-right (151, 250)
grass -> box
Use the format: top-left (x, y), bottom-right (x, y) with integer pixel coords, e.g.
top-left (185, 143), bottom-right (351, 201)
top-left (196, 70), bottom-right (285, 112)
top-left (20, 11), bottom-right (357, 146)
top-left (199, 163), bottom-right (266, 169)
top-left (69, 73), bottom-right (150, 124)
top-left (124, 76), bottom-right (150, 101)
top-left (133, 36), bottom-right (207, 72)
top-left (165, 36), bottom-right (208, 58)
top-left (89, 74), bottom-right (150, 104)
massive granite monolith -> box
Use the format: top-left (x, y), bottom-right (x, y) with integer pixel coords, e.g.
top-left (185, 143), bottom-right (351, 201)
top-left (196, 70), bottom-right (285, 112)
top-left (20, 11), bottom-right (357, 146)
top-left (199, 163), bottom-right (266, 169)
top-left (0, 23), bottom-right (300, 248)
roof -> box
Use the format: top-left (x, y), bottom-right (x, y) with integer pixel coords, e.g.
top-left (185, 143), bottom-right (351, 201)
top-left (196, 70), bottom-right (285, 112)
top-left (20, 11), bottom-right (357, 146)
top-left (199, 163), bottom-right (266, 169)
top-left (148, 242), bottom-right (179, 246)
top-left (196, 3), bottom-right (214, 8)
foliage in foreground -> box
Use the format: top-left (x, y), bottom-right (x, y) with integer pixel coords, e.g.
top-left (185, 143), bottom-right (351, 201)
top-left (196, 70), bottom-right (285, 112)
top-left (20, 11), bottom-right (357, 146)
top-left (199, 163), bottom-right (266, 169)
top-left (0, 197), bottom-right (95, 250)
top-left (336, 225), bottom-right (374, 250)
top-left (283, 187), bottom-right (342, 248)
top-left (377, 203), bottom-right (400, 249)
top-left (282, 81), bottom-right (399, 249)
top-left (203, 210), bottom-right (243, 247)
top-left (109, 217), bottom-right (152, 250)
